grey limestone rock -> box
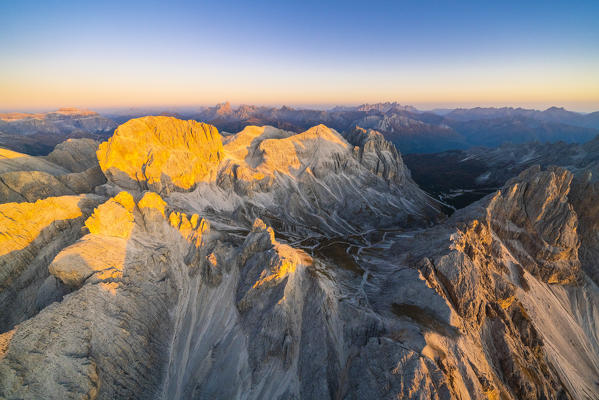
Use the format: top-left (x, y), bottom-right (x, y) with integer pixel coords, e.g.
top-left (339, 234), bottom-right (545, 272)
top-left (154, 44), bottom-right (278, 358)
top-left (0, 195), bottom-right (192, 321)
top-left (1, 117), bottom-right (598, 400)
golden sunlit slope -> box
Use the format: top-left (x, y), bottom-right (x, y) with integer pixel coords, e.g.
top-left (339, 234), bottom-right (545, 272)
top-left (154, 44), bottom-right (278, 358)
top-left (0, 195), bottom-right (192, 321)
top-left (0, 196), bottom-right (85, 258)
top-left (97, 116), bottom-right (223, 193)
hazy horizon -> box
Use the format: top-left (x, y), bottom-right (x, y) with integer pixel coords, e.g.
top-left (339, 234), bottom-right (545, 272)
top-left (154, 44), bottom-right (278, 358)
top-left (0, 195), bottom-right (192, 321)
top-left (2, 101), bottom-right (599, 115)
top-left (2, 0), bottom-right (598, 112)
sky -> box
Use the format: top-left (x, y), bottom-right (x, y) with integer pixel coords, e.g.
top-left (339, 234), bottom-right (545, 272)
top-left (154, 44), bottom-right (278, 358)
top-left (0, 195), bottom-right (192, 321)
top-left (1, 0), bottom-right (598, 112)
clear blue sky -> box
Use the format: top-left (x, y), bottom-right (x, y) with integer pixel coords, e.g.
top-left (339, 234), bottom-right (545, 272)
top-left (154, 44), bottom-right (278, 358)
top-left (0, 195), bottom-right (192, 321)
top-left (1, 0), bottom-right (598, 111)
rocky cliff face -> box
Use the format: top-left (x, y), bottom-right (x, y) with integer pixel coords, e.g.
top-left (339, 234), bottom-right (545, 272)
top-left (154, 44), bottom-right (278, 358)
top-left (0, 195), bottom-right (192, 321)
top-left (97, 116), bottom-right (223, 194)
top-left (0, 116), bottom-right (597, 399)
top-left (344, 126), bottom-right (411, 184)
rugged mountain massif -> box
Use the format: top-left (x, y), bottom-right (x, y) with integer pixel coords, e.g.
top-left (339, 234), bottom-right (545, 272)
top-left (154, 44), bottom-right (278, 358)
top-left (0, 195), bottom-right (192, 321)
top-left (0, 116), bottom-right (598, 399)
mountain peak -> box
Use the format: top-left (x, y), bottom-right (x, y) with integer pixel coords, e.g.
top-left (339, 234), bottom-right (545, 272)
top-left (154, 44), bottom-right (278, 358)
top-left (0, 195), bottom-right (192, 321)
top-left (356, 102), bottom-right (419, 113)
top-left (543, 106), bottom-right (570, 114)
top-left (215, 102), bottom-right (232, 115)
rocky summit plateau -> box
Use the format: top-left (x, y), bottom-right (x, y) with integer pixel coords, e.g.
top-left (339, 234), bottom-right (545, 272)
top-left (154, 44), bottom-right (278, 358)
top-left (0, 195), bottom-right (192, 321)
top-left (0, 115), bottom-right (598, 400)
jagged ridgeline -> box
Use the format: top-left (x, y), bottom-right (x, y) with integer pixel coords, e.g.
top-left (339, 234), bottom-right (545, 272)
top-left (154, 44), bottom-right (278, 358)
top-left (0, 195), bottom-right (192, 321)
top-left (0, 116), bottom-right (598, 399)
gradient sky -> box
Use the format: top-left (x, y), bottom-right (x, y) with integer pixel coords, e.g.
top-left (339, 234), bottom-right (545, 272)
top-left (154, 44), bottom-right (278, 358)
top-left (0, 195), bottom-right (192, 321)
top-left (1, 0), bottom-right (598, 111)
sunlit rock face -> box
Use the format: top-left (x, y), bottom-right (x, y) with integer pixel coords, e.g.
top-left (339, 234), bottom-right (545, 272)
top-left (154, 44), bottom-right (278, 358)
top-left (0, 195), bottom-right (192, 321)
top-left (0, 194), bottom-right (103, 332)
top-left (97, 116), bottom-right (224, 194)
top-left (486, 166), bottom-right (580, 284)
top-left (1, 116), bottom-right (598, 400)
top-left (408, 165), bottom-right (598, 400)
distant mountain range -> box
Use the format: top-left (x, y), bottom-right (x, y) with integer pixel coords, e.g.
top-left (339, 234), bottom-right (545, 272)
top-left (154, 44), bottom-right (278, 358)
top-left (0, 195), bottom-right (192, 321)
top-left (0, 108), bottom-right (116, 155)
top-left (108, 102), bottom-right (599, 153)
top-left (443, 106), bottom-right (599, 128)
top-left (2, 103), bottom-right (598, 155)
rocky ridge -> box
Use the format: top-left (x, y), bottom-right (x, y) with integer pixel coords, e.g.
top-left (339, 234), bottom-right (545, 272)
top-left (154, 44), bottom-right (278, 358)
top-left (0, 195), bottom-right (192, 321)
top-left (97, 118), bottom-right (439, 236)
top-left (0, 139), bottom-right (106, 203)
